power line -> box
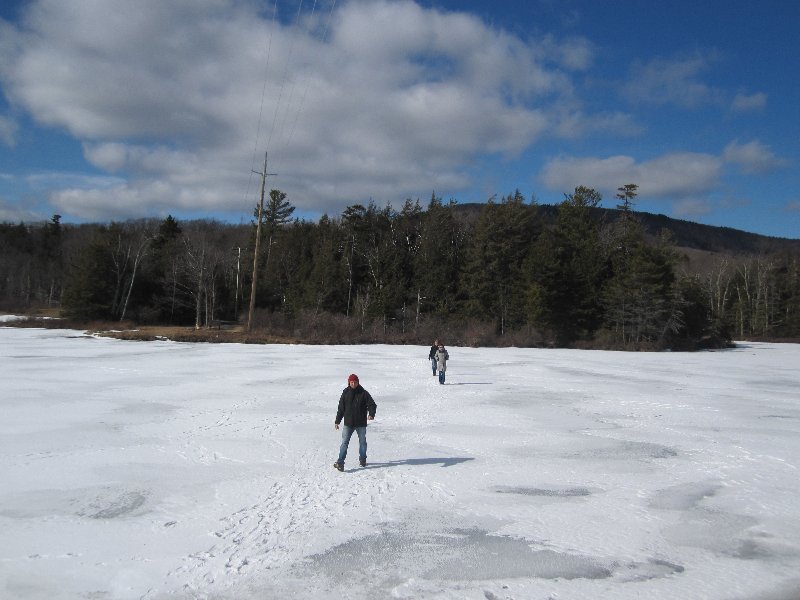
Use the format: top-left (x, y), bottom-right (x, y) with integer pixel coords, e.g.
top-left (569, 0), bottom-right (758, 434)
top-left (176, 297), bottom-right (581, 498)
top-left (245, 0), bottom-right (338, 208)
top-left (264, 0), bottom-right (305, 156)
top-left (274, 0), bottom-right (338, 178)
top-left (242, 0), bottom-right (280, 211)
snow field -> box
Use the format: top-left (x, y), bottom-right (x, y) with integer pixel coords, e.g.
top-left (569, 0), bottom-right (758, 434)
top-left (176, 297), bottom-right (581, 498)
top-left (1, 325), bottom-right (800, 599)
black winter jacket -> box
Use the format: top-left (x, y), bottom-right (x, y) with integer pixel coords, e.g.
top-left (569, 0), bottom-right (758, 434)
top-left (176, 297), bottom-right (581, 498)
top-left (335, 385), bottom-right (377, 427)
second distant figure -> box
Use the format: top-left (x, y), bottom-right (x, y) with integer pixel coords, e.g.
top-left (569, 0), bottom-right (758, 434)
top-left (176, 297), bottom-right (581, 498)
top-left (428, 339), bottom-right (440, 376)
top-left (435, 343), bottom-right (449, 385)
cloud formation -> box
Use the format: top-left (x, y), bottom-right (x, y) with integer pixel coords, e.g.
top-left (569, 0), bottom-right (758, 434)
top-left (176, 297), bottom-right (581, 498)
top-left (723, 140), bottom-right (787, 175)
top-left (731, 91), bottom-right (767, 112)
top-left (0, 0), bottom-right (791, 233)
top-left (622, 52), bottom-right (723, 108)
top-left (538, 136), bottom-right (790, 213)
top-left (0, 0), bottom-right (595, 220)
top-left (0, 114), bottom-right (17, 147)
top-left (539, 152), bottom-right (722, 201)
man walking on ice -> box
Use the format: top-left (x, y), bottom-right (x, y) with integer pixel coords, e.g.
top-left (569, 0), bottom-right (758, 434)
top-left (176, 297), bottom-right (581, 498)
top-left (333, 373), bottom-right (377, 471)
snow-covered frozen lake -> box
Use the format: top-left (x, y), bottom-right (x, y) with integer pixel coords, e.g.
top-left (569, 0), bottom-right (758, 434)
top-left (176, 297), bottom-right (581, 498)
top-left (1, 321), bottom-right (800, 599)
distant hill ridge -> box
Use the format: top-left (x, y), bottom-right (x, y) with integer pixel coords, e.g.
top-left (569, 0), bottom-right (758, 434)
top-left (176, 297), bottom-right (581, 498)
top-left (453, 203), bottom-right (800, 256)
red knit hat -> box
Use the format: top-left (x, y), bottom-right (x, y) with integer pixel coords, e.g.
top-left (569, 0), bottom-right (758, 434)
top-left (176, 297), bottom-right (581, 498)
top-left (348, 373), bottom-right (359, 384)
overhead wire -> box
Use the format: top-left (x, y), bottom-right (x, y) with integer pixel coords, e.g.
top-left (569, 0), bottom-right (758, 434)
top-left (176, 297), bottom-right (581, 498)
top-left (263, 0), bottom-right (305, 162)
top-left (270, 0), bottom-right (317, 176)
top-left (274, 0), bottom-right (338, 180)
top-left (242, 0), bottom-right (280, 214)
top-left (245, 0), bottom-right (339, 212)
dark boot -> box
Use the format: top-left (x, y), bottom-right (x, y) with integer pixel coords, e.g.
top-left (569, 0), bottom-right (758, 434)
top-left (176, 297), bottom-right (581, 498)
top-left (333, 462), bottom-right (344, 471)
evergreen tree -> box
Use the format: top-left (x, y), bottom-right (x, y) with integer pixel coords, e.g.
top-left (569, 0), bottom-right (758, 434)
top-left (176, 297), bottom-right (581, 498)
top-left (602, 183), bottom-right (687, 346)
top-left (250, 190), bottom-right (295, 311)
top-left (0, 222), bottom-right (34, 308)
top-left (671, 274), bottom-right (719, 348)
top-left (149, 215), bottom-right (186, 323)
top-left (62, 228), bottom-right (116, 320)
top-left (261, 189), bottom-right (296, 271)
top-left (390, 199), bottom-right (424, 332)
top-left (615, 184), bottom-right (638, 212)
top-left (465, 190), bottom-right (536, 334)
top-left (602, 225), bottom-right (680, 347)
top-left (413, 194), bottom-right (467, 319)
top-left (530, 186), bottom-right (607, 344)
top-left (273, 219), bottom-right (317, 319)
top-left (303, 214), bottom-right (349, 316)
top-left (340, 204), bottom-right (372, 319)
top-left (37, 214), bottom-right (64, 306)
top-left (6, 191), bottom-right (796, 348)
top-left (360, 202), bottom-right (395, 325)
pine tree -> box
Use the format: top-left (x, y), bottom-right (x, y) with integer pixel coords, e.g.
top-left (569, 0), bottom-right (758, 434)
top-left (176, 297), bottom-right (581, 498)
top-left (464, 191), bottom-right (536, 334)
top-left (340, 204), bottom-right (371, 319)
top-left (602, 224), bottom-right (680, 347)
top-left (530, 186), bottom-right (607, 344)
top-left (260, 189), bottom-right (296, 272)
top-left (303, 214), bottom-right (349, 316)
top-left (62, 228), bottom-right (116, 320)
top-left (387, 199), bottom-right (423, 332)
top-left (249, 189), bottom-right (295, 314)
top-left (149, 215), bottom-right (185, 323)
top-left (413, 194), bottom-right (467, 320)
top-left (37, 214), bottom-right (64, 306)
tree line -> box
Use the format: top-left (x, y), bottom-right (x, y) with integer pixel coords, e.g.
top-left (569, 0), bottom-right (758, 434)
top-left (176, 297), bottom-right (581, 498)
top-left (2, 185), bottom-right (799, 348)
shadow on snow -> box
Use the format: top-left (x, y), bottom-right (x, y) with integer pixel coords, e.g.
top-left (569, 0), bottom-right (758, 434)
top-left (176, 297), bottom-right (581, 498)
top-left (357, 457), bottom-right (474, 470)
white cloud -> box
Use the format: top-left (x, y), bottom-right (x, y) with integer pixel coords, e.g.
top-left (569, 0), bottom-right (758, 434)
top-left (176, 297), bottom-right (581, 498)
top-left (0, 0), bottom-right (595, 220)
top-left (538, 141), bottom-right (789, 220)
top-left (26, 171), bottom-right (126, 192)
top-left (622, 52), bottom-right (723, 108)
top-left (0, 196), bottom-right (44, 222)
top-left (48, 184), bottom-right (173, 222)
top-left (539, 152), bottom-right (722, 200)
top-left (723, 139), bottom-right (787, 175)
top-left (552, 110), bottom-right (643, 139)
top-left (731, 91), bottom-right (767, 112)
top-left (82, 142), bottom-right (130, 172)
top-left (0, 114), bottom-right (17, 146)
top-left (537, 34), bottom-right (595, 71)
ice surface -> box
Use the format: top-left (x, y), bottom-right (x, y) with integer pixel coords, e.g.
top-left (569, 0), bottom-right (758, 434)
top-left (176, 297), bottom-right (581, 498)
top-left (1, 323), bottom-right (800, 599)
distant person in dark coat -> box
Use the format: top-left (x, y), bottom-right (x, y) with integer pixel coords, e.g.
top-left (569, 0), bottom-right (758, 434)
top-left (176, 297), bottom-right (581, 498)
top-left (428, 339), bottom-right (440, 376)
top-left (435, 343), bottom-right (449, 385)
top-left (333, 374), bottom-right (377, 471)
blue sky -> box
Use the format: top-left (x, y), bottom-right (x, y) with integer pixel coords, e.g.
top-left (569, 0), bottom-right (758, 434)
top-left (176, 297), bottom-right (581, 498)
top-left (0, 0), bottom-right (798, 238)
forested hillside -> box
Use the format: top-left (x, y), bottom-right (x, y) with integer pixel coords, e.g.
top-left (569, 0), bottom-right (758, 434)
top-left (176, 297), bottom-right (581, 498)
top-left (2, 186), bottom-right (799, 349)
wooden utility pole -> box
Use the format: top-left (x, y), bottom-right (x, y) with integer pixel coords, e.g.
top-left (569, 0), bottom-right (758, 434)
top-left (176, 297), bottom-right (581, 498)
top-left (233, 246), bottom-right (241, 320)
top-left (247, 152), bottom-right (271, 332)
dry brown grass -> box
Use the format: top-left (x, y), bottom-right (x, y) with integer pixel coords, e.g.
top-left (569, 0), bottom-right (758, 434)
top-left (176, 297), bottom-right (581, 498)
top-left (93, 325), bottom-right (302, 345)
top-left (2, 314), bottom-right (301, 344)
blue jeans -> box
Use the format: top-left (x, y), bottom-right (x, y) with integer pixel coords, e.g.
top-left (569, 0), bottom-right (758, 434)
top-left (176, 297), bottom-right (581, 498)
top-left (438, 370), bottom-right (446, 384)
top-left (431, 358), bottom-right (437, 375)
top-left (337, 425), bottom-right (367, 464)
